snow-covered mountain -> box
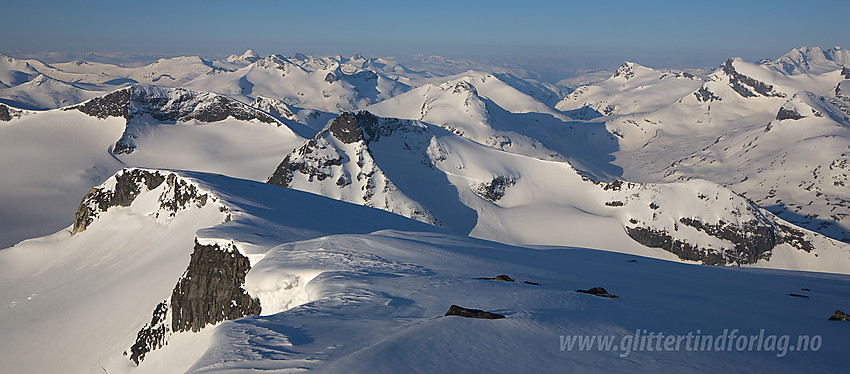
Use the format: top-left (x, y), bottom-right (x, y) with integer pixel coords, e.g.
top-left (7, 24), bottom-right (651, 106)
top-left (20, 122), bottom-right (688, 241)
top-left (0, 86), bottom-right (304, 249)
top-left (561, 54), bottom-right (850, 244)
top-left (368, 73), bottom-right (621, 179)
top-left (760, 46), bottom-right (850, 75)
top-left (555, 62), bottom-right (704, 119)
top-left (3, 47), bottom-right (850, 374)
top-left (3, 167), bottom-right (849, 373)
top-left (185, 54), bottom-right (411, 112)
top-left (267, 110), bottom-right (849, 272)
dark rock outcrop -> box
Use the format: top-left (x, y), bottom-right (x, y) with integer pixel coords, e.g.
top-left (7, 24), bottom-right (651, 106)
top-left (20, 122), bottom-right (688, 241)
top-left (128, 301), bottom-right (168, 365)
top-left (477, 274), bottom-right (515, 282)
top-left (72, 169), bottom-right (218, 234)
top-left (474, 176), bottom-right (517, 202)
top-left (445, 305), bottom-right (506, 319)
top-left (0, 103), bottom-right (12, 121)
top-left (328, 111), bottom-right (373, 144)
top-left (476, 274), bottom-right (539, 285)
top-left (170, 241), bottom-right (261, 333)
top-left (612, 62), bottom-right (635, 80)
top-left (71, 88), bottom-right (131, 119)
top-left (776, 107), bottom-right (804, 120)
top-left (68, 87), bottom-right (278, 154)
top-left (678, 217), bottom-right (776, 264)
top-left (626, 211), bottom-right (815, 266)
top-left (73, 169), bottom-right (166, 234)
top-left (694, 86), bottom-right (722, 103)
top-left (776, 223), bottom-right (815, 252)
top-left (723, 59), bottom-right (786, 98)
top-left (828, 310), bottom-right (850, 321)
top-left (576, 287), bottom-right (619, 299)
top-left (626, 226), bottom-right (724, 265)
top-left (268, 111), bottom-right (424, 189)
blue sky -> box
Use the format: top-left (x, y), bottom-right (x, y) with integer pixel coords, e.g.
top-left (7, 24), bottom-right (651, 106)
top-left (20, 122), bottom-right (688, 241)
top-left (1, 0), bottom-right (848, 67)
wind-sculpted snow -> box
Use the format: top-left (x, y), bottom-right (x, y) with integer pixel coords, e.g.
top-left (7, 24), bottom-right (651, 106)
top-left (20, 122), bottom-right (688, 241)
top-left (68, 169), bottom-right (266, 364)
top-left (3, 166), bottom-right (850, 373)
top-left (4, 48), bottom-right (850, 373)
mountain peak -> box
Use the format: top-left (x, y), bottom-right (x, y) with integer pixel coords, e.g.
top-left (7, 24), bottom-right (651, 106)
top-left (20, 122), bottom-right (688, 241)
top-left (451, 80), bottom-right (478, 95)
top-left (612, 61), bottom-right (642, 80)
top-left (761, 46), bottom-right (848, 75)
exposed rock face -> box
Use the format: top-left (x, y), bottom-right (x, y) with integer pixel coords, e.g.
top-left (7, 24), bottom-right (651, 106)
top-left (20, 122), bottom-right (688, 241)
top-left (829, 310), bottom-right (850, 321)
top-left (776, 223), bottom-right (815, 252)
top-left (68, 86), bottom-right (279, 154)
top-left (723, 59), bottom-right (786, 98)
top-left (71, 88), bottom-right (131, 119)
top-left (678, 217), bottom-right (776, 264)
top-left (0, 103), bottom-right (12, 121)
top-left (576, 287), bottom-right (619, 299)
top-left (250, 96), bottom-right (296, 120)
top-left (267, 140), bottom-right (343, 188)
top-left (613, 62), bottom-right (635, 80)
top-left (267, 111), bottom-right (439, 226)
top-left (129, 301), bottom-right (168, 365)
top-left (268, 111), bottom-right (391, 188)
top-left (328, 111), bottom-right (374, 144)
top-left (626, 226), bottom-right (720, 264)
top-left (74, 169), bottom-right (257, 365)
top-left (72, 169), bottom-right (219, 234)
top-left (626, 214), bottom-right (815, 266)
top-left (694, 86), bottom-right (722, 103)
top-left (776, 106), bottom-right (804, 120)
top-left (73, 169), bottom-right (166, 234)
top-left (170, 240), bottom-right (261, 333)
top-left (477, 275), bottom-right (515, 282)
top-left (445, 305), bottom-right (506, 319)
top-left (474, 176), bottom-right (517, 202)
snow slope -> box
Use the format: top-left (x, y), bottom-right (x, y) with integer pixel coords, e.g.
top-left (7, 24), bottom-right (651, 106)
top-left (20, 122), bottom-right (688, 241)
top-left (267, 111), bottom-right (850, 272)
top-left (185, 54), bottom-right (410, 112)
top-left (3, 168), bottom-right (850, 373)
top-left (760, 46), bottom-right (850, 75)
top-left (0, 74), bottom-right (100, 110)
top-left (0, 86), bottom-right (304, 249)
top-left (368, 73), bottom-right (621, 179)
top-left (564, 54), bottom-right (850, 244)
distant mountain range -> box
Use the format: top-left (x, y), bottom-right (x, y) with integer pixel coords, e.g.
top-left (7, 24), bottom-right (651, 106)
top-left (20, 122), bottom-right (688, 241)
top-left (2, 47), bottom-right (850, 373)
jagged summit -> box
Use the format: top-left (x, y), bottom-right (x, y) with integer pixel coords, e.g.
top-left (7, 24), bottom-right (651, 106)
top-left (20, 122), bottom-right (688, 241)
top-left (65, 85), bottom-right (284, 154)
top-left (68, 85), bottom-right (277, 123)
top-left (612, 61), bottom-right (639, 79)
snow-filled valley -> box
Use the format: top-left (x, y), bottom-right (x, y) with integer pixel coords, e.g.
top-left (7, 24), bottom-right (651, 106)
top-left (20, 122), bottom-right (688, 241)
top-left (1, 47), bottom-right (850, 373)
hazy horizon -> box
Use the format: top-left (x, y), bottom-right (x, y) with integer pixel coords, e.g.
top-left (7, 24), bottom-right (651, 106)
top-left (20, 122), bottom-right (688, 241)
top-left (3, 0), bottom-right (848, 72)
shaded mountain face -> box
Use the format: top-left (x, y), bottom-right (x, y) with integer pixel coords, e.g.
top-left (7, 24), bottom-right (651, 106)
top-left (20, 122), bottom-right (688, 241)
top-left (267, 111), bottom-right (847, 271)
